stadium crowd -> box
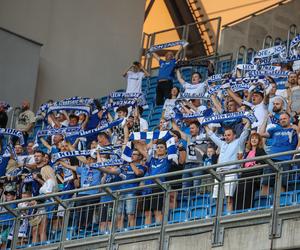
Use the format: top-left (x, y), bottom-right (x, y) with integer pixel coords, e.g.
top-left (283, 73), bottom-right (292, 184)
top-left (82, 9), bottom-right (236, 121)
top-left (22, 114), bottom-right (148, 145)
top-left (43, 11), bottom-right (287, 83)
top-left (0, 39), bottom-right (300, 247)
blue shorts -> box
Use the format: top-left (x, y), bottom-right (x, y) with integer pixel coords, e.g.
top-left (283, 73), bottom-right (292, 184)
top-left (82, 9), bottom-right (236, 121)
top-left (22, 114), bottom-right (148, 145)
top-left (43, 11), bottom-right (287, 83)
top-left (117, 193), bottom-right (137, 215)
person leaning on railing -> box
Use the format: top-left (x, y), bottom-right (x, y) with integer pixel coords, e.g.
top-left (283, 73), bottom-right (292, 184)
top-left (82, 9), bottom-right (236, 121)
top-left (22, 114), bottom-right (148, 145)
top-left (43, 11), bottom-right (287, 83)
top-left (259, 112), bottom-right (298, 195)
top-left (236, 132), bottom-right (266, 210)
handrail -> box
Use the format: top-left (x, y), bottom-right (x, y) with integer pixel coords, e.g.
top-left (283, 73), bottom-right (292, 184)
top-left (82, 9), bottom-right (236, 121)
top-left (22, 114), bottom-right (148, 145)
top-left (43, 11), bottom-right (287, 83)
top-left (222, 0), bottom-right (292, 28)
top-left (1, 148), bottom-right (300, 208)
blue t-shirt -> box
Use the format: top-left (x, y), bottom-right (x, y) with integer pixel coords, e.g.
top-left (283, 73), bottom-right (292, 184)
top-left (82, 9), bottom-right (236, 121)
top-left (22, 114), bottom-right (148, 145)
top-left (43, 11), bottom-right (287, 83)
top-left (101, 174), bottom-right (122, 202)
top-left (143, 157), bottom-right (171, 194)
top-left (76, 165), bottom-right (102, 195)
top-left (118, 164), bottom-right (146, 192)
top-left (268, 126), bottom-right (298, 161)
top-left (158, 59), bottom-right (176, 80)
top-left (0, 155), bottom-right (10, 177)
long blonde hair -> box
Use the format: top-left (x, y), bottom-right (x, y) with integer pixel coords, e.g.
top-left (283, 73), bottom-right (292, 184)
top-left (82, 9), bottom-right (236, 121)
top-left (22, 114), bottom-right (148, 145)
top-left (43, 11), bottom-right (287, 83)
top-left (41, 165), bottom-right (58, 190)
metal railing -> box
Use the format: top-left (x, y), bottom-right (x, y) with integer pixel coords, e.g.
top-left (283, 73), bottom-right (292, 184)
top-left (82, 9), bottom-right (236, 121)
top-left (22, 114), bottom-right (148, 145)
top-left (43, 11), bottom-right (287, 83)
top-left (1, 149), bottom-right (300, 249)
top-left (140, 17), bottom-right (222, 72)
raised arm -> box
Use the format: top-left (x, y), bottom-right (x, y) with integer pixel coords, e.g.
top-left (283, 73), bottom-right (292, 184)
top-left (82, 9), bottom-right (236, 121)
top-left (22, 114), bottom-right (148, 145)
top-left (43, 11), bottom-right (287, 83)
top-left (40, 137), bottom-right (51, 151)
top-left (175, 46), bottom-right (183, 60)
top-left (204, 125), bottom-right (223, 147)
top-left (171, 119), bottom-right (186, 140)
top-left (58, 160), bottom-right (77, 172)
top-left (139, 63), bottom-right (150, 77)
top-left (210, 94), bottom-right (223, 113)
top-left (226, 88), bottom-right (243, 106)
top-left (123, 65), bottom-right (133, 77)
top-left (259, 115), bottom-right (270, 138)
top-left (152, 52), bottom-right (160, 62)
top-left (176, 69), bottom-right (185, 85)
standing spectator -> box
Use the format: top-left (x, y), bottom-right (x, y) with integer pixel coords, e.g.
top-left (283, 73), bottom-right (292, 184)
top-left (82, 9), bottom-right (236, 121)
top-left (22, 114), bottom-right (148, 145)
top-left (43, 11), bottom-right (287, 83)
top-left (176, 70), bottom-right (206, 96)
top-left (0, 103), bottom-right (8, 128)
top-left (204, 119), bottom-right (250, 212)
top-left (236, 133), bottom-right (266, 210)
top-left (152, 48), bottom-right (183, 105)
top-left (287, 72), bottom-right (300, 118)
top-left (226, 86), bottom-right (268, 131)
top-left (136, 139), bottom-right (172, 225)
top-left (15, 100), bottom-right (35, 144)
top-left (260, 112), bottom-right (298, 194)
top-left (172, 120), bottom-right (207, 192)
top-left (123, 61), bottom-right (150, 93)
top-left (162, 87), bottom-right (180, 119)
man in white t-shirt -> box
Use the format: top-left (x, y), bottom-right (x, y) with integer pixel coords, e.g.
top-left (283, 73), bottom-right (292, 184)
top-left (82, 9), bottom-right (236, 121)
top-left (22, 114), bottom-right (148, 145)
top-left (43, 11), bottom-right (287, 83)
top-left (176, 69), bottom-right (206, 96)
top-left (123, 61), bottom-right (150, 93)
top-left (226, 86), bottom-right (268, 131)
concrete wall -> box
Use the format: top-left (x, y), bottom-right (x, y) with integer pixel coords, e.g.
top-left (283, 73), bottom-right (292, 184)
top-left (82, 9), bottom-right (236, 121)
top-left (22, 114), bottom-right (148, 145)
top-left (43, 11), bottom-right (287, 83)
top-left (0, 29), bottom-right (41, 110)
top-left (0, 0), bottom-right (146, 109)
top-left (220, 0), bottom-right (300, 58)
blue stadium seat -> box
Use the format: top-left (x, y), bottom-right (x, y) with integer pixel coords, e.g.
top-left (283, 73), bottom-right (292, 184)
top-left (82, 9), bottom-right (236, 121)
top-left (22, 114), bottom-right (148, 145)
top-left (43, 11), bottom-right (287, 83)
top-left (191, 194), bottom-right (211, 207)
top-left (189, 205), bottom-right (209, 220)
top-left (253, 195), bottom-right (273, 209)
top-left (280, 192), bottom-right (294, 206)
top-left (169, 208), bottom-right (188, 223)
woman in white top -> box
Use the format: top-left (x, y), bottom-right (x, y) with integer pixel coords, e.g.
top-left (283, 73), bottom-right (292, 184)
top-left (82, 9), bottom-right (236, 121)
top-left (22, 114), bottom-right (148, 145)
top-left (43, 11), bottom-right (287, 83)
top-left (32, 166), bottom-right (58, 243)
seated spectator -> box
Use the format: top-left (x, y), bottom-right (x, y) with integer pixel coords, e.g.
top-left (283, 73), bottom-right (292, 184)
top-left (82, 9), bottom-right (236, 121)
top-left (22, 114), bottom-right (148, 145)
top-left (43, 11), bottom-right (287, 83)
top-left (15, 100), bottom-right (35, 145)
top-left (152, 49), bottom-right (183, 105)
top-left (176, 70), bottom-right (206, 96)
top-left (236, 133), bottom-right (266, 210)
top-left (204, 119), bottom-right (250, 212)
top-left (123, 61), bottom-right (150, 93)
top-left (260, 112), bottom-right (298, 195)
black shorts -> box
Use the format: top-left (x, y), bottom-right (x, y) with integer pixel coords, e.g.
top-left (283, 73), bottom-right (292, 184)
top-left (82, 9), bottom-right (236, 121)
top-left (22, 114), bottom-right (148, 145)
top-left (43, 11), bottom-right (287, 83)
top-left (143, 192), bottom-right (164, 212)
top-left (99, 203), bottom-right (113, 222)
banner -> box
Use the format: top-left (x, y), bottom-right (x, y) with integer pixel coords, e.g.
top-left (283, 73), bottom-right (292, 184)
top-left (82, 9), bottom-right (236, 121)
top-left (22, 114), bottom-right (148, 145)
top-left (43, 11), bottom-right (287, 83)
top-left (122, 131), bottom-right (177, 163)
top-left (147, 40), bottom-right (188, 55)
top-left (0, 128), bottom-right (24, 145)
top-left (201, 111), bottom-right (257, 125)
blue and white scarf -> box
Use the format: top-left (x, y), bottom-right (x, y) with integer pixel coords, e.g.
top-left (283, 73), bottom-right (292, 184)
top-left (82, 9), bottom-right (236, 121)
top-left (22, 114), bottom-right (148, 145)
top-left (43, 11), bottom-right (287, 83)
top-left (201, 111), bottom-right (257, 125)
top-left (147, 40), bottom-right (188, 55)
top-left (108, 92), bottom-right (147, 107)
top-left (259, 65), bottom-right (281, 71)
top-left (0, 128), bottom-right (25, 145)
top-left (235, 64), bottom-right (257, 71)
top-left (177, 92), bottom-right (209, 100)
top-left (176, 60), bottom-right (209, 68)
top-left (247, 70), bottom-right (289, 77)
top-left (207, 74), bottom-right (223, 84)
top-left (46, 105), bottom-right (91, 116)
top-left (103, 100), bottom-right (137, 110)
top-left (37, 96), bottom-right (94, 116)
top-left (78, 118), bottom-right (123, 138)
top-left (89, 159), bottom-right (124, 169)
top-left (36, 127), bottom-right (81, 138)
top-left (289, 34), bottom-right (300, 56)
top-left (252, 45), bottom-right (286, 62)
top-left (122, 131), bottom-right (178, 164)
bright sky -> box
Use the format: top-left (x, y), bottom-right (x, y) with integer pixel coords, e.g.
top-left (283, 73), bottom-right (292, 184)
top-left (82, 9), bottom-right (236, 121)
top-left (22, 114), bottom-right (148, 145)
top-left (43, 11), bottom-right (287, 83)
top-left (143, 0), bottom-right (282, 34)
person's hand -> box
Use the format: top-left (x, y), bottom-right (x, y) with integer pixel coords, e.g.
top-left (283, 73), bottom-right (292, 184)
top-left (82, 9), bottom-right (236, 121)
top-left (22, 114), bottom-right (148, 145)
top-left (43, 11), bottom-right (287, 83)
top-left (32, 173), bottom-right (38, 180)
